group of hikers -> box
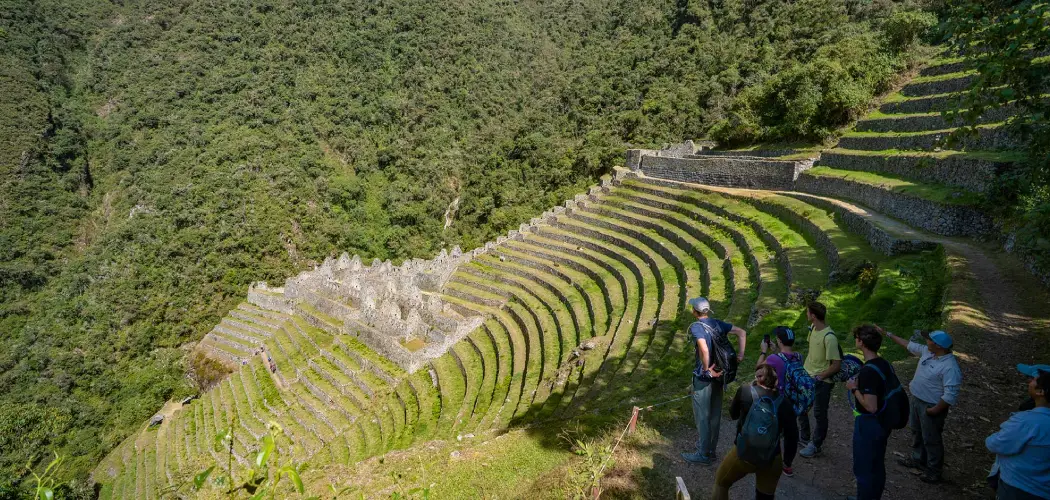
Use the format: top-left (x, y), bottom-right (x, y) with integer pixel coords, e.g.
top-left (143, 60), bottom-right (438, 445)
top-left (681, 297), bottom-right (1050, 500)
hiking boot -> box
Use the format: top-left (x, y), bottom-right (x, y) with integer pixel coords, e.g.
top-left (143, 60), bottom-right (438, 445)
top-left (782, 466), bottom-right (795, 477)
top-left (681, 451), bottom-right (714, 465)
top-left (799, 442), bottom-right (822, 458)
top-left (897, 457), bottom-right (925, 470)
top-left (919, 471), bottom-right (943, 484)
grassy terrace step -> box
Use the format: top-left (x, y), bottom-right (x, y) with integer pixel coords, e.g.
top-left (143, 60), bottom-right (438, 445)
top-left (482, 248), bottom-right (595, 346)
top-left (900, 71), bottom-right (975, 97)
top-left (508, 236), bottom-right (626, 340)
top-left (623, 178), bottom-right (785, 326)
top-left (446, 274), bottom-right (551, 419)
top-left (438, 290), bottom-right (532, 427)
top-left (472, 322), bottom-right (514, 430)
top-left (510, 231), bottom-right (637, 417)
top-left (526, 224), bottom-right (648, 414)
top-left (855, 106), bottom-right (1013, 132)
top-left (463, 257), bottom-right (581, 421)
top-left (545, 213), bottom-right (669, 408)
top-left (797, 167), bottom-right (995, 238)
top-left (838, 123), bottom-right (1011, 151)
top-left (461, 330), bottom-right (499, 431)
top-left (495, 243), bottom-right (606, 342)
top-left (816, 148), bottom-right (1017, 195)
top-left (919, 58), bottom-right (968, 77)
top-left (587, 197), bottom-right (706, 359)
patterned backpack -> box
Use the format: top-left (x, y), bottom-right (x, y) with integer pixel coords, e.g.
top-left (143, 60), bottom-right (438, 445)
top-left (777, 352), bottom-right (816, 415)
top-left (821, 330), bottom-right (862, 383)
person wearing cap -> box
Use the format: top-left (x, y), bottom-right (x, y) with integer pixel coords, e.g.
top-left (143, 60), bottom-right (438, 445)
top-left (682, 297), bottom-right (747, 465)
top-left (757, 326), bottom-right (801, 477)
top-left (880, 326), bottom-right (963, 483)
top-left (986, 364), bottom-right (1050, 499)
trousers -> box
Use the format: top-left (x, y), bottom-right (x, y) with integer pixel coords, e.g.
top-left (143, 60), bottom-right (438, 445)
top-left (798, 380), bottom-right (834, 447)
top-left (853, 414), bottom-right (888, 500)
top-left (692, 377), bottom-right (724, 456)
top-left (909, 395), bottom-right (948, 476)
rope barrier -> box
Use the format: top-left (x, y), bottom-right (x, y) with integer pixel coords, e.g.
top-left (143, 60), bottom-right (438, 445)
top-left (587, 392), bottom-right (694, 499)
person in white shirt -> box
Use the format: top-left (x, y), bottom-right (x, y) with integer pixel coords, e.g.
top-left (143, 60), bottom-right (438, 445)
top-left (879, 327), bottom-right (962, 483)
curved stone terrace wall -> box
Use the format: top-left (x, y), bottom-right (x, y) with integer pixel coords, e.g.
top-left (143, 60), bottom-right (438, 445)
top-left (636, 155), bottom-right (813, 191)
top-left (816, 152), bottom-right (1006, 194)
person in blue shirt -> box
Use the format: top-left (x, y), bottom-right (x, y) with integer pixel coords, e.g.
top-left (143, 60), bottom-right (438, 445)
top-left (986, 364), bottom-right (1050, 500)
top-left (682, 297), bottom-right (746, 465)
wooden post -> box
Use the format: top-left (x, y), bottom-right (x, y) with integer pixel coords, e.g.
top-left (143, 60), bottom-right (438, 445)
top-left (675, 477), bottom-right (691, 500)
top-left (628, 406), bottom-right (640, 434)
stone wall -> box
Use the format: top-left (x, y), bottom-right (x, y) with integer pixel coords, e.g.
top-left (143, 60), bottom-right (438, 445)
top-left (855, 106), bottom-right (1013, 133)
top-left (901, 74), bottom-right (974, 97)
top-left (837, 126), bottom-right (1014, 151)
top-left (880, 94), bottom-right (954, 114)
top-left (795, 173), bottom-right (995, 238)
top-left (816, 152), bottom-right (1005, 194)
top-left (637, 155), bottom-right (811, 190)
top-left (782, 193), bottom-right (938, 256)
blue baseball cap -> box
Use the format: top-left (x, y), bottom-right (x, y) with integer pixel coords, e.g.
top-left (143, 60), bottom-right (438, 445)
top-left (1018, 364), bottom-right (1050, 377)
top-left (688, 297), bottom-right (712, 314)
top-left (923, 330), bottom-right (953, 349)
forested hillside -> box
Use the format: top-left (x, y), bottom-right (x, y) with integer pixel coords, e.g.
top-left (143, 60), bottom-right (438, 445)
top-left (0, 0), bottom-right (934, 490)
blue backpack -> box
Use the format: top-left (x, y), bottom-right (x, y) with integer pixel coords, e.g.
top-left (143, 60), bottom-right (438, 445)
top-left (777, 353), bottom-right (815, 416)
top-left (736, 386), bottom-right (784, 466)
top-left (820, 330), bottom-right (862, 383)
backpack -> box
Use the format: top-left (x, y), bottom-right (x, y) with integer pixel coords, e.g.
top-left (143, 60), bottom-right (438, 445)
top-left (697, 321), bottom-right (738, 384)
top-left (820, 331), bottom-right (862, 383)
top-left (851, 363), bottom-right (910, 430)
top-left (777, 353), bottom-right (816, 416)
top-left (736, 386), bottom-right (783, 466)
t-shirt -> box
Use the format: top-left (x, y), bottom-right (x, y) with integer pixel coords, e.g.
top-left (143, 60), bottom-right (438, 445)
top-left (855, 357), bottom-right (893, 415)
top-left (765, 352), bottom-right (801, 393)
top-left (690, 318), bottom-right (733, 381)
top-left (803, 326), bottom-right (841, 381)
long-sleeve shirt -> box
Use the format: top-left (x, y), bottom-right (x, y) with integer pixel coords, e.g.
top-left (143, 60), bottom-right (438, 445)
top-left (986, 407), bottom-right (1050, 499)
top-left (907, 342), bottom-right (963, 406)
top-left (729, 384), bottom-right (799, 465)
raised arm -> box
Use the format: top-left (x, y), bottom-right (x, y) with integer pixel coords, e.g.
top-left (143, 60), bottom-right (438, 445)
top-left (730, 325), bottom-right (746, 362)
top-left (876, 325), bottom-right (911, 351)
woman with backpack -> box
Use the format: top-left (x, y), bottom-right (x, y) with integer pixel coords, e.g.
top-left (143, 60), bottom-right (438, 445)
top-left (757, 326), bottom-right (804, 477)
top-left (712, 363), bottom-right (799, 500)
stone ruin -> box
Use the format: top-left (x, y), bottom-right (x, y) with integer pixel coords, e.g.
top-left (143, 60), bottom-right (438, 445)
top-left (247, 247), bottom-right (484, 373)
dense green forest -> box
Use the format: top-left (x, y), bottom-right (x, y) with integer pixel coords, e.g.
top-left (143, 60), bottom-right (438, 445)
top-left (0, 0), bottom-right (935, 491)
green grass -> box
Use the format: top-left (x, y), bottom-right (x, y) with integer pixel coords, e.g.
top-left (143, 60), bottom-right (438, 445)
top-left (843, 121), bottom-right (1004, 138)
top-left (804, 166), bottom-right (985, 206)
top-left (906, 69), bottom-right (977, 84)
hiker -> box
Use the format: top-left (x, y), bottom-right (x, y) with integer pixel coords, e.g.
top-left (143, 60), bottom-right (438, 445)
top-left (712, 363), bottom-right (798, 500)
top-left (846, 324), bottom-right (903, 500)
top-left (683, 297), bottom-right (747, 465)
top-left (757, 326), bottom-right (803, 477)
top-left (880, 327), bottom-right (962, 483)
top-left (986, 364), bottom-right (1050, 500)
top-left (798, 302), bottom-right (840, 458)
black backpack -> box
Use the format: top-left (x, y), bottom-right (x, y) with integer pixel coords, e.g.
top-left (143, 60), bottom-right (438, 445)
top-left (697, 321), bottom-right (738, 385)
top-left (855, 363), bottom-right (910, 430)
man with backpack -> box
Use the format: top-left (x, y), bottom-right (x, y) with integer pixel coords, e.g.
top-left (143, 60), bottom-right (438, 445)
top-left (880, 326), bottom-right (963, 483)
top-left (758, 326), bottom-right (807, 477)
top-left (799, 302), bottom-right (841, 458)
top-left (682, 297), bottom-right (747, 465)
top-left (846, 324), bottom-right (908, 500)
top-left (712, 363), bottom-right (799, 499)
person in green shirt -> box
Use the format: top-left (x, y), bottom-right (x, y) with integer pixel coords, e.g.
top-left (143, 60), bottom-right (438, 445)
top-left (799, 302), bottom-right (841, 458)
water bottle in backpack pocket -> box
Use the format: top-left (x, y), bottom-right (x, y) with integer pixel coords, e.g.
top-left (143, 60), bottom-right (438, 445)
top-left (736, 386), bottom-right (784, 466)
top-left (777, 353), bottom-right (816, 416)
